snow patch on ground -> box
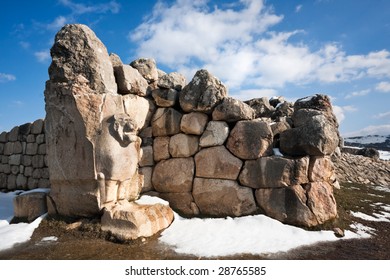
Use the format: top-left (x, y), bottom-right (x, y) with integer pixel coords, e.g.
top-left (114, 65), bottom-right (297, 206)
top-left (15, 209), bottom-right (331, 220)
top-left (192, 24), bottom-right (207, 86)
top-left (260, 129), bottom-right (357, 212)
top-left (350, 211), bottom-right (390, 222)
top-left (379, 150), bottom-right (390, 161)
top-left (159, 212), bottom-right (365, 258)
top-left (136, 195), bottom-right (169, 206)
top-left (349, 223), bottom-right (376, 238)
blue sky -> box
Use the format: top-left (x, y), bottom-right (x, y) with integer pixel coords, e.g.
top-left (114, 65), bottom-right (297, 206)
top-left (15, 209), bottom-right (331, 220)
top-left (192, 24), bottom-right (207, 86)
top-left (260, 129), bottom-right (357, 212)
top-left (0, 0), bottom-right (389, 136)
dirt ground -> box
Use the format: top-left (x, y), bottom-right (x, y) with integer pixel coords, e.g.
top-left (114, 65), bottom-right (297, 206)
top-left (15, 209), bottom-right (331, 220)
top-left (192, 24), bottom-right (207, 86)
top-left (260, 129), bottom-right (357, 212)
top-left (0, 182), bottom-right (389, 260)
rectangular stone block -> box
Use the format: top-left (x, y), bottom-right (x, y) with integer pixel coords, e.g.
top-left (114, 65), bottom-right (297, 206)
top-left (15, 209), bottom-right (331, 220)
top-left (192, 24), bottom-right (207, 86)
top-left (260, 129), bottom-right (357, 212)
top-left (3, 163), bottom-right (10, 174)
top-left (11, 165), bottom-right (19, 175)
top-left (41, 167), bottom-right (50, 179)
top-left (32, 168), bottom-right (42, 179)
top-left (7, 174), bottom-right (17, 190)
top-left (0, 143), bottom-right (3, 155)
top-left (0, 173), bottom-right (7, 188)
top-left (38, 144), bottom-right (46, 155)
top-left (13, 141), bottom-right (23, 154)
top-left (27, 177), bottom-right (39, 190)
top-left (32, 155), bottom-right (45, 168)
top-left (16, 174), bottom-right (28, 188)
top-left (22, 155), bottom-right (32, 166)
top-left (26, 134), bottom-right (36, 143)
top-left (31, 119), bottom-right (44, 134)
top-left (0, 132), bottom-right (7, 143)
top-left (3, 142), bottom-right (14, 155)
top-left (139, 146), bottom-right (154, 167)
top-left (1, 155), bottom-right (9, 164)
top-left (8, 126), bottom-right (19, 142)
top-left (9, 154), bottom-right (22, 165)
top-left (24, 166), bottom-right (33, 177)
top-left (36, 134), bottom-right (45, 144)
top-left (26, 143), bottom-right (38, 155)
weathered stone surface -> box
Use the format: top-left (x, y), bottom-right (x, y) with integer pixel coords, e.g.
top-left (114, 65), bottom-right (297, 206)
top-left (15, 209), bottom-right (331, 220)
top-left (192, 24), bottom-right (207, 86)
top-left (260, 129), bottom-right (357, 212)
top-left (239, 156), bottom-right (309, 189)
top-left (180, 112), bottom-right (209, 135)
top-left (153, 137), bottom-right (170, 162)
top-left (26, 134), bottom-right (35, 143)
top-left (9, 154), bottom-right (22, 166)
top-left (48, 24), bottom-right (117, 94)
top-left (26, 143), bottom-right (38, 155)
top-left (226, 120), bottom-right (273, 160)
top-left (195, 146), bottom-right (242, 180)
top-left (101, 200), bottom-right (174, 241)
top-left (255, 185), bottom-right (319, 227)
top-left (8, 126), bottom-right (19, 142)
top-left (212, 97), bottom-right (255, 122)
top-left (36, 134), bottom-right (45, 144)
top-left (109, 53), bottom-right (122, 68)
top-left (7, 174), bottom-right (17, 190)
top-left (280, 114), bottom-right (339, 156)
top-left (158, 72), bottom-right (186, 90)
top-left (139, 167), bottom-right (154, 193)
top-left (13, 192), bottom-right (48, 222)
top-left (0, 132), bottom-right (7, 143)
top-left (308, 156), bottom-right (334, 182)
top-left (169, 134), bottom-right (199, 158)
top-left (152, 88), bottom-right (178, 107)
top-left (244, 97), bottom-right (275, 118)
top-left (305, 182), bottom-right (338, 224)
top-left (152, 158), bottom-right (194, 193)
top-left (16, 174), bottom-right (27, 188)
top-left (193, 178), bottom-right (257, 217)
top-left (31, 119), bottom-right (44, 135)
top-left (151, 108), bottom-right (182, 136)
top-left (4, 142), bottom-right (14, 155)
top-left (115, 64), bottom-right (149, 96)
top-left (130, 58), bottom-right (158, 83)
top-left (271, 121), bottom-right (291, 136)
top-left (123, 94), bottom-right (153, 130)
top-left (179, 69), bottom-right (227, 114)
top-left (199, 121), bottom-right (229, 147)
top-left (32, 155), bottom-right (45, 168)
top-left (139, 146), bottom-right (154, 167)
top-left (159, 192), bottom-right (199, 216)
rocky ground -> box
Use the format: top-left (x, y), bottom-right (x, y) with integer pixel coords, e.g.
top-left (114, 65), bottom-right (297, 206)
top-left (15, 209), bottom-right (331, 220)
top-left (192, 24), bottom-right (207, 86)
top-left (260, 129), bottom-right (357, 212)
top-left (0, 168), bottom-right (389, 260)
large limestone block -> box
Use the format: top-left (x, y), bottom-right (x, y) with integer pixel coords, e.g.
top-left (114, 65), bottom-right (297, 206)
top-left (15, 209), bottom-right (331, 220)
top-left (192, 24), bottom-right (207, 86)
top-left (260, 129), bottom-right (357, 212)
top-left (48, 24), bottom-right (117, 94)
top-left (139, 146), bottom-right (154, 167)
top-left (226, 120), bottom-right (273, 160)
top-left (199, 121), bottom-right (229, 147)
top-left (152, 158), bottom-right (194, 193)
top-left (212, 97), bottom-right (255, 122)
top-left (152, 88), bottom-right (178, 107)
top-left (101, 200), bottom-right (174, 241)
top-left (13, 192), bottom-right (48, 222)
top-left (130, 58), bottom-right (159, 83)
top-left (169, 134), bottom-right (199, 158)
top-left (308, 156), bottom-right (334, 182)
top-left (122, 94), bottom-right (152, 130)
top-left (115, 64), bottom-right (149, 96)
top-left (280, 114), bottom-right (339, 156)
top-left (255, 185), bottom-right (319, 227)
top-left (179, 69), bottom-right (227, 114)
top-left (158, 192), bottom-right (199, 216)
top-left (139, 167), bottom-right (154, 193)
top-left (195, 146), bottom-right (242, 180)
top-left (193, 178), bottom-right (257, 217)
top-left (151, 108), bottom-right (182, 136)
top-left (239, 156), bottom-right (309, 189)
top-left (153, 137), bottom-right (170, 162)
top-left (180, 112), bottom-right (209, 135)
top-left (245, 97), bottom-right (275, 118)
top-left (305, 182), bottom-right (338, 224)
top-left (158, 72), bottom-right (186, 90)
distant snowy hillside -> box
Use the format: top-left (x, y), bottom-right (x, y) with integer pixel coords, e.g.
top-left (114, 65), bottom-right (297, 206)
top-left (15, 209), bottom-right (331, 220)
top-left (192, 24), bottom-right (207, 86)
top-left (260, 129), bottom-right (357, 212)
top-left (344, 134), bottom-right (390, 152)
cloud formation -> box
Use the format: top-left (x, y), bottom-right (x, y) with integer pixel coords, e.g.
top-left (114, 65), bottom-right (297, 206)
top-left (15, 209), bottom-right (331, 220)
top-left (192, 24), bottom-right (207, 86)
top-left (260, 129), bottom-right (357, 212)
top-left (34, 50), bottom-right (51, 63)
top-left (130, 0), bottom-right (390, 92)
top-left (374, 111), bottom-right (390, 120)
top-left (59, 0), bottom-right (120, 15)
top-left (333, 105), bottom-right (357, 123)
top-left (0, 73), bottom-right (16, 83)
top-left (344, 124), bottom-right (390, 137)
top-left (376, 81), bottom-right (390, 93)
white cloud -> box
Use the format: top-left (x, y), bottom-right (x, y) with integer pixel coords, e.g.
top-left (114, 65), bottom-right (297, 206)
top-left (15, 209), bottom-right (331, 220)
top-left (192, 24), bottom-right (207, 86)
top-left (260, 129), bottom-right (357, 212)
top-left (374, 111), bottom-right (390, 119)
top-left (0, 73), bottom-right (16, 83)
top-left (344, 124), bottom-right (390, 137)
top-left (34, 50), bottom-right (50, 63)
top-left (295, 5), bottom-right (303, 13)
top-left (130, 0), bottom-right (390, 93)
top-left (333, 105), bottom-right (357, 123)
top-left (59, 0), bottom-right (120, 15)
top-left (345, 89), bottom-right (371, 99)
top-left (46, 16), bottom-right (69, 31)
top-left (376, 81), bottom-right (390, 92)
top-left (231, 88), bottom-right (278, 101)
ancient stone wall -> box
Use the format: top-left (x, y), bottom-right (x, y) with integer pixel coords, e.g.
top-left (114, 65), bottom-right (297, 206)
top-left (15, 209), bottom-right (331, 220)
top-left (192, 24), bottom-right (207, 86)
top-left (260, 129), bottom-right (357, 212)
top-left (0, 119), bottom-right (50, 191)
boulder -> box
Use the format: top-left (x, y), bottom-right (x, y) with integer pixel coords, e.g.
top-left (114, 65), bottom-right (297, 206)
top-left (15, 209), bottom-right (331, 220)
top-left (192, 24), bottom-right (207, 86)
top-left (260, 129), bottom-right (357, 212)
top-left (226, 120), bottom-right (273, 160)
top-left (305, 182), bottom-right (338, 224)
top-left (245, 97), bottom-right (275, 118)
top-left (114, 64), bottom-right (149, 96)
top-left (139, 146), bottom-right (154, 167)
top-left (179, 69), bottom-right (227, 114)
top-left (153, 137), bottom-right (171, 162)
top-left (308, 156), bottom-right (334, 182)
top-left (180, 112), bottom-right (209, 135)
top-left (130, 58), bottom-right (158, 83)
top-left (169, 133), bottom-right (199, 158)
top-left (152, 158), bottom-right (194, 193)
top-left (239, 156), bottom-right (309, 189)
top-left (212, 97), bottom-right (255, 122)
top-left (151, 108), bottom-right (182, 137)
top-left (195, 146), bottom-right (243, 180)
top-left (158, 192), bottom-right (199, 216)
top-left (199, 121), bottom-right (229, 147)
top-left (13, 191), bottom-right (48, 222)
top-left (255, 185), bottom-right (319, 227)
top-left (122, 94), bottom-right (153, 130)
top-left (101, 200), bottom-right (174, 241)
top-left (193, 178), bottom-right (257, 217)
top-left (152, 88), bottom-right (178, 107)
top-left (280, 114), bottom-right (339, 156)
top-left (158, 72), bottom-right (186, 90)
